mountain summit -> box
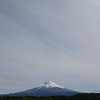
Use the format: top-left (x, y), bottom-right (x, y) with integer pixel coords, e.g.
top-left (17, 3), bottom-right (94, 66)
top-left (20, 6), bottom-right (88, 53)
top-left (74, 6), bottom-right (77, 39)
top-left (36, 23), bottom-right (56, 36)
top-left (40, 81), bottom-right (64, 88)
top-left (3, 81), bottom-right (79, 96)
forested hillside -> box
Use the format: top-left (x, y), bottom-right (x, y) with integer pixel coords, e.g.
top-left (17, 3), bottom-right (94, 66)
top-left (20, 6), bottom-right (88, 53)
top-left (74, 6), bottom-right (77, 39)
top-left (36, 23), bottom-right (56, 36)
top-left (0, 93), bottom-right (100, 100)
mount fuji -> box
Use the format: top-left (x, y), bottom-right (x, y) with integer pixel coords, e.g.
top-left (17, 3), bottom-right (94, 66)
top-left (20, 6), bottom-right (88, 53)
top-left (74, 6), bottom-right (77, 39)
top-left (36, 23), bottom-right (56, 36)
top-left (2, 81), bottom-right (80, 96)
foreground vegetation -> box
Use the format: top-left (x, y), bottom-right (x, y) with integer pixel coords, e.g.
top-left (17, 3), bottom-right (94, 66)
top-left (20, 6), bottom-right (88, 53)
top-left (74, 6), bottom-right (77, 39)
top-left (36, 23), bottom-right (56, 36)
top-left (0, 93), bottom-right (100, 100)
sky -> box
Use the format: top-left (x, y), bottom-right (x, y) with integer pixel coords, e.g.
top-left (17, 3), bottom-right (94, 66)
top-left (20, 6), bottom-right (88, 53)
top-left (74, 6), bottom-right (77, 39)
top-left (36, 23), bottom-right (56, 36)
top-left (0, 0), bottom-right (100, 94)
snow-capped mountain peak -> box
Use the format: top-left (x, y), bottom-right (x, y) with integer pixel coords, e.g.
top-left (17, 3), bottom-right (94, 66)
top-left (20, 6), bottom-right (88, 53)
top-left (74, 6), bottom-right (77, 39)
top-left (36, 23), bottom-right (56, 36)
top-left (41, 81), bottom-right (64, 88)
top-left (1, 81), bottom-right (80, 96)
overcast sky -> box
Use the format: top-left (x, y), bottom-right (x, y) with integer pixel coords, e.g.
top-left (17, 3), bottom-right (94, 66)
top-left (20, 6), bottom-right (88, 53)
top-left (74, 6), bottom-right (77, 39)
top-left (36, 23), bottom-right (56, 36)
top-left (0, 0), bottom-right (100, 94)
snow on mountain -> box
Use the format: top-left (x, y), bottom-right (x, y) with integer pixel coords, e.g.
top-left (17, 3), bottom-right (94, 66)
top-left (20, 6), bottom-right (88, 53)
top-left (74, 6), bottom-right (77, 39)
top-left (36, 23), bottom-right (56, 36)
top-left (39, 81), bottom-right (64, 88)
top-left (1, 81), bottom-right (80, 96)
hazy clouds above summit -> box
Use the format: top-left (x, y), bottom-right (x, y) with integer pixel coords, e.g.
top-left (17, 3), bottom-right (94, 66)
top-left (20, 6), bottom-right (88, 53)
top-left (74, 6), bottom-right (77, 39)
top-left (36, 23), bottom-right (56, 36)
top-left (0, 0), bottom-right (100, 93)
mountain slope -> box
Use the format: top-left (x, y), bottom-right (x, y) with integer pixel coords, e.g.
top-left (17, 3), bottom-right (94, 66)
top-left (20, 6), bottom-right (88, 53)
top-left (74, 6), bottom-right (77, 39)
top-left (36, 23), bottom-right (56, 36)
top-left (3, 81), bottom-right (79, 96)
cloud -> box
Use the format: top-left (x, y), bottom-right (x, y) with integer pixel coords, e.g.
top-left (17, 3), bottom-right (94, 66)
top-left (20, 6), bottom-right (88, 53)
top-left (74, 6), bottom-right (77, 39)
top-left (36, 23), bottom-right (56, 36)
top-left (0, 0), bottom-right (100, 93)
